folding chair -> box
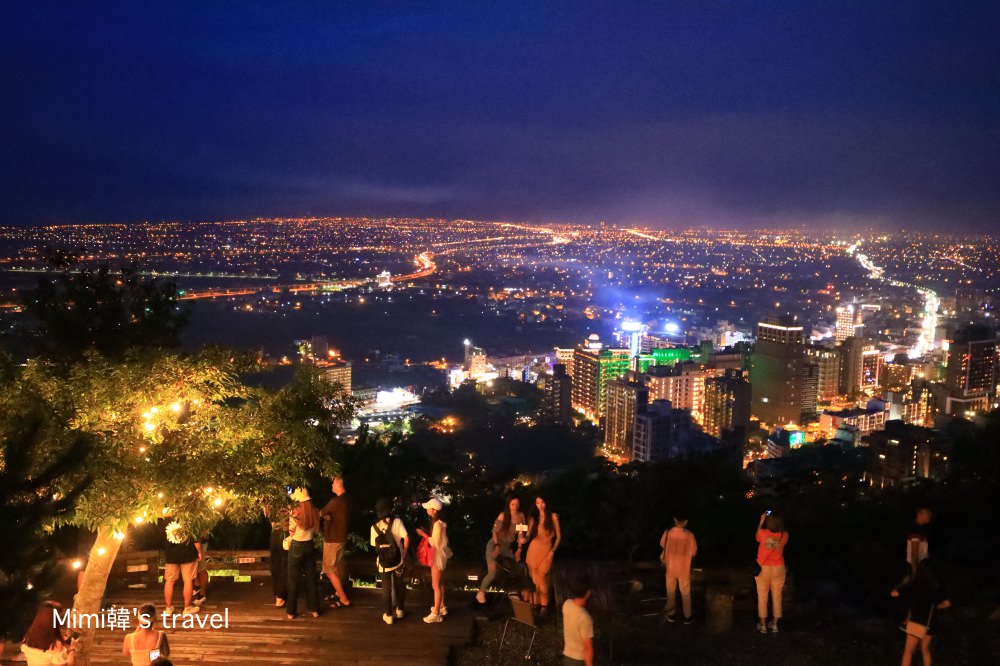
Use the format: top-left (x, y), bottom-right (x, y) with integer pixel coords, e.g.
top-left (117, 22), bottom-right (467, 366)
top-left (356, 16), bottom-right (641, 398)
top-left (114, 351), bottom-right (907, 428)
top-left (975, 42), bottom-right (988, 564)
top-left (497, 594), bottom-right (538, 662)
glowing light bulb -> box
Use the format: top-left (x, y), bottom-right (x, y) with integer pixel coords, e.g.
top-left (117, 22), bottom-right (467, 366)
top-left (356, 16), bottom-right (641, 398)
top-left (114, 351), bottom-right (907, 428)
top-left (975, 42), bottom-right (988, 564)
top-left (170, 402), bottom-right (182, 413)
top-left (96, 547), bottom-right (106, 556)
top-left (113, 530), bottom-right (125, 540)
top-left (144, 421), bottom-right (156, 432)
top-left (71, 559), bottom-right (83, 570)
top-left (213, 498), bottom-right (223, 507)
top-left (134, 515), bottom-right (144, 524)
top-left (156, 492), bottom-right (164, 499)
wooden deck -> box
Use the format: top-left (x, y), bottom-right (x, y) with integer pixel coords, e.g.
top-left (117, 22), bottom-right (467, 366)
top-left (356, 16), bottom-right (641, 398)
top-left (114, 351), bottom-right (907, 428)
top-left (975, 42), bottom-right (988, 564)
top-left (4, 581), bottom-right (475, 666)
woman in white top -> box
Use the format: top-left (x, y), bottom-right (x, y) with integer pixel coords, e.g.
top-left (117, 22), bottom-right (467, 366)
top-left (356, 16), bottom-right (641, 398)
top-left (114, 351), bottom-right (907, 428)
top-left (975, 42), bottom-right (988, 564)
top-left (285, 487), bottom-right (321, 619)
top-left (20, 601), bottom-right (74, 666)
top-left (418, 497), bottom-right (451, 623)
top-left (122, 603), bottom-right (169, 666)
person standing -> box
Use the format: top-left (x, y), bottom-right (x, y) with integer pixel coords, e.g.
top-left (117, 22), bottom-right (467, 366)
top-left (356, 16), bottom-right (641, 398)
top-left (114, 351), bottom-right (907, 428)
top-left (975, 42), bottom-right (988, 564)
top-left (476, 494), bottom-right (527, 605)
top-left (265, 504), bottom-right (289, 607)
top-left (371, 497), bottom-right (409, 625)
top-left (285, 487), bottom-right (320, 620)
top-left (320, 476), bottom-right (352, 608)
top-left (193, 529), bottom-right (210, 606)
top-left (754, 512), bottom-right (788, 634)
top-left (562, 578), bottom-right (595, 666)
top-left (660, 514), bottom-right (697, 624)
top-left (419, 498), bottom-right (451, 623)
top-left (906, 507), bottom-right (933, 575)
top-left (525, 495), bottom-right (561, 616)
top-left (891, 559), bottom-right (951, 666)
top-left (122, 604), bottom-right (169, 666)
top-left (163, 521), bottom-right (201, 616)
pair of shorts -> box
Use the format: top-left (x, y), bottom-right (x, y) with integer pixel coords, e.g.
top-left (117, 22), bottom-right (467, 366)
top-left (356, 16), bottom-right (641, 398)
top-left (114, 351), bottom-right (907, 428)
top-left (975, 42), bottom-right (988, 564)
top-left (165, 561), bottom-right (198, 583)
top-left (322, 541), bottom-right (346, 575)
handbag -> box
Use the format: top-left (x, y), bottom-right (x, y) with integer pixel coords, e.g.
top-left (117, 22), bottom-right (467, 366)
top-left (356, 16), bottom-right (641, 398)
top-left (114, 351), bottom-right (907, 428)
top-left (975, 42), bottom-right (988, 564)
top-left (417, 536), bottom-right (434, 567)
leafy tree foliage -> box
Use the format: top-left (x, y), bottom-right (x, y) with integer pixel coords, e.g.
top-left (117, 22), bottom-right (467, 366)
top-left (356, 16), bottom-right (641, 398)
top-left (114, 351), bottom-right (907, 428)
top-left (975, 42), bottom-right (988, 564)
top-left (3, 352), bottom-right (354, 663)
top-left (20, 256), bottom-right (188, 362)
top-left (0, 418), bottom-right (90, 641)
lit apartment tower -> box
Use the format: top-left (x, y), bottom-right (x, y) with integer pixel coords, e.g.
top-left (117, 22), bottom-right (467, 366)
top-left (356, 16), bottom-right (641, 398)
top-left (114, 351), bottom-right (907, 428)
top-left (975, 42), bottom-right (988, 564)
top-left (632, 400), bottom-right (694, 462)
top-left (838, 337), bottom-right (882, 396)
top-left (806, 346), bottom-right (841, 402)
top-left (801, 362), bottom-right (819, 419)
top-left (377, 271), bottom-right (392, 288)
top-left (542, 363), bottom-right (573, 424)
top-left (555, 348), bottom-right (576, 377)
top-left (835, 304), bottom-right (864, 343)
top-left (571, 334), bottom-right (631, 421)
top-left (323, 360), bottom-right (353, 395)
top-left (945, 324), bottom-right (998, 415)
top-left (749, 315), bottom-right (807, 426)
top-left (604, 378), bottom-right (649, 459)
top-left (643, 361), bottom-right (716, 424)
top-left (702, 369), bottom-right (751, 440)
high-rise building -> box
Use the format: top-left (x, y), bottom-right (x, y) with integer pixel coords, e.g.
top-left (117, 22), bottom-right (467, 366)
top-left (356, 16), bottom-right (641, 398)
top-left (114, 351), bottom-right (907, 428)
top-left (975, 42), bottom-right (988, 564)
top-left (604, 377), bottom-right (649, 459)
top-left (377, 271), bottom-right (392, 288)
top-left (749, 315), bottom-right (807, 426)
top-left (323, 360), bottom-right (353, 395)
top-left (838, 337), bottom-right (882, 396)
top-left (702, 369), bottom-right (751, 441)
top-left (835, 304), bottom-right (864, 343)
top-left (643, 361), bottom-right (716, 424)
top-left (632, 400), bottom-right (695, 462)
top-left (571, 334), bottom-right (631, 421)
top-left (945, 324), bottom-right (998, 415)
top-left (805, 346), bottom-right (841, 402)
top-left (801, 362), bottom-right (820, 419)
top-left (555, 347), bottom-right (576, 377)
top-left (541, 363), bottom-right (573, 424)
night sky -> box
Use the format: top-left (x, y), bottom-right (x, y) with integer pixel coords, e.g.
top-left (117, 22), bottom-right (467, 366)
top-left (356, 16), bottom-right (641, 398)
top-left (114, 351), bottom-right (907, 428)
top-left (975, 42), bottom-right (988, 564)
top-left (3, 2), bottom-right (999, 231)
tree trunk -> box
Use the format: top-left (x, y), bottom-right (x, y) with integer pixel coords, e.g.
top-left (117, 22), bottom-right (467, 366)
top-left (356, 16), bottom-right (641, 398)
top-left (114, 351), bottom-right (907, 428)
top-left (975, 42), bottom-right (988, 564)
top-left (72, 526), bottom-right (123, 666)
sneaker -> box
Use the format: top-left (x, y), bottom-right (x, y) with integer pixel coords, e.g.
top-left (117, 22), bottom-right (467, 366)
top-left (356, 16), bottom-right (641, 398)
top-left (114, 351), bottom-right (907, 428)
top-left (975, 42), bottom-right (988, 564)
top-left (665, 613), bottom-right (676, 623)
top-left (423, 612), bottom-right (443, 624)
top-left (275, 598), bottom-right (286, 608)
top-left (396, 609), bottom-right (405, 619)
top-left (430, 605), bottom-right (447, 617)
top-left (382, 613), bottom-right (394, 625)
top-left (193, 594), bottom-right (206, 606)
top-left (475, 591), bottom-right (486, 605)
top-left (770, 621), bottom-right (779, 634)
top-left (182, 606), bottom-right (199, 615)
top-left (683, 616), bottom-right (694, 625)
top-left (757, 621), bottom-right (768, 634)
top-left (164, 606), bottom-right (174, 616)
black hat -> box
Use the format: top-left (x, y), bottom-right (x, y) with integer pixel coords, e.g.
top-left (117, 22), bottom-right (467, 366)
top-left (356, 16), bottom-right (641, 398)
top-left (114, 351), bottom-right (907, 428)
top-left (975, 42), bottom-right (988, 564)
top-left (375, 498), bottom-right (393, 520)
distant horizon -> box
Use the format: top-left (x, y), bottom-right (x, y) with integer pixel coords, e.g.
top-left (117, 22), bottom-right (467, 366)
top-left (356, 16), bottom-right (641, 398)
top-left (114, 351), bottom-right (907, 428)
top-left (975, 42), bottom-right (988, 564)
top-left (3, 4), bottom-right (999, 233)
top-left (0, 215), bottom-right (995, 240)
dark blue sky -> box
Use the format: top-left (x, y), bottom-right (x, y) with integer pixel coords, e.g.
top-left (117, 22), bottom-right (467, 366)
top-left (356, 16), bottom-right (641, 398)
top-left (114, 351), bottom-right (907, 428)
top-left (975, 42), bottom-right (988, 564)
top-left (3, 2), bottom-right (999, 230)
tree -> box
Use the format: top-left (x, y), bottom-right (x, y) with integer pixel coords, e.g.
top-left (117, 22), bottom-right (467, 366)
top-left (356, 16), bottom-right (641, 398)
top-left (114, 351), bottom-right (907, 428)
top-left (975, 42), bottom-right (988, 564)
top-left (0, 417), bottom-right (90, 642)
top-left (20, 256), bottom-right (188, 362)
top-left (5, 351), bottom-right (354, 664)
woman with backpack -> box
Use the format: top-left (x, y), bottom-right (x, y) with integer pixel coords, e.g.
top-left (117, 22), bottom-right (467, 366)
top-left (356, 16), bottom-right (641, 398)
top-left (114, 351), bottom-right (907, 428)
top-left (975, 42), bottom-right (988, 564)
top-left (418, 497), bottom-right (452, 623)
top-left (754, 511), bottom-right (789, 634)
top-left (371, 497), bottom-right (409, 625)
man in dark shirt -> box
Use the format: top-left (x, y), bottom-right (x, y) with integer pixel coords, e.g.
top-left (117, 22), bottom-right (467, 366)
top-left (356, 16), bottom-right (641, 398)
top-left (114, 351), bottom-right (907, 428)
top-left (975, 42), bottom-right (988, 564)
top-left (164, 529), bottom-right (202, 616)
top-left (320, 476), bottom-right (351, 607)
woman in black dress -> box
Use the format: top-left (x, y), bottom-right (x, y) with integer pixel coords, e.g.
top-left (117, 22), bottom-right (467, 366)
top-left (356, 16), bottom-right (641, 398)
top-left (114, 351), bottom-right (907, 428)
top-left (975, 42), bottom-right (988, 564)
top-left (891, 559), bottom-right (950, 666)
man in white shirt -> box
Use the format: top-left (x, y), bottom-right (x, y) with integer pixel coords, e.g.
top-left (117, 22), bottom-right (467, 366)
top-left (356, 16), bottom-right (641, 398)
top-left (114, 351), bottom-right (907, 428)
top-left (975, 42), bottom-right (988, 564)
top-left (562, 577), bottom-right (594, 666)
